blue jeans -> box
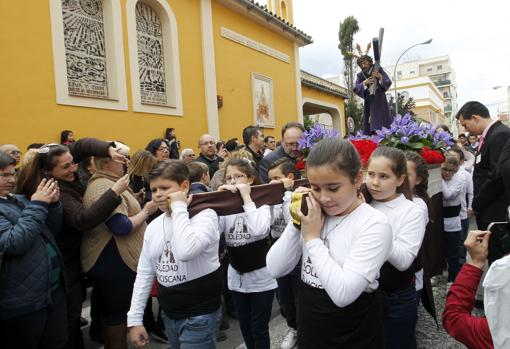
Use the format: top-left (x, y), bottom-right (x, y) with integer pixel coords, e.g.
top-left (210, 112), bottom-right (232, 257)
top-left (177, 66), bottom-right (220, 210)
top-left (444, 230), bottom-right (461, 282)
top-left (161, 308), bottom-right (220, 349)
top-left (383, 285), bottom-right (417, 349)
top-left (231, 289), bottom-right (275, 349)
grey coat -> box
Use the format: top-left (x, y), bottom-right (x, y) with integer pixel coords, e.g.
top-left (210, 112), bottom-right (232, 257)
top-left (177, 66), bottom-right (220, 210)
top-left (0, 196), bottom-right (63, 320)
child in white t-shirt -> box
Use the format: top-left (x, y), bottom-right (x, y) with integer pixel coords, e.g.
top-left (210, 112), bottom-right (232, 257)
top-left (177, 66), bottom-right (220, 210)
top-left (127, 160), bottom-right (221, 349)
top-left (218, 158), bottom-right (276, 349)
top-left (267, 138), bottom-right (392, 349)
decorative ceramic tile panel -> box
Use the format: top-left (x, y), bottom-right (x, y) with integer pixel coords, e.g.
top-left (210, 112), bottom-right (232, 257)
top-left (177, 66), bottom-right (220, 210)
top-left (62, 0), bottom-right (108, 98)
top-left (136, 2), bottom-right (167, 106)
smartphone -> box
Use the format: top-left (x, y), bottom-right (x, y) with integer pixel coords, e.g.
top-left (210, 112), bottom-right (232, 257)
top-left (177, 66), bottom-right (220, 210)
top-left (487, 221), bottom-right (510, 260)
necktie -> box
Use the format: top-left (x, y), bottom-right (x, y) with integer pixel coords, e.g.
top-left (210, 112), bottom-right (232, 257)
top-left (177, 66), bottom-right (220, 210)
top-left (477, 136), bottom-right (485, 153)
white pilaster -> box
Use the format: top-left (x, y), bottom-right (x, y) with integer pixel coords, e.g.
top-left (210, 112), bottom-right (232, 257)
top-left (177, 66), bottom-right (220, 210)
top-left (200, 0), bottom-right (220, 139)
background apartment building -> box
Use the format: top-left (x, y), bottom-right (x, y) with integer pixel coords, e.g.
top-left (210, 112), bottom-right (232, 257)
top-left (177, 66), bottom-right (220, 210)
top-left (385, 55), bottom-right (458, 134)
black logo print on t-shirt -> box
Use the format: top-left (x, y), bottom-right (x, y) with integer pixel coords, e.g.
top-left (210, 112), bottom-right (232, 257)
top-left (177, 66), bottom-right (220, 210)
top-left (227, 216), bottom-right (251, 242)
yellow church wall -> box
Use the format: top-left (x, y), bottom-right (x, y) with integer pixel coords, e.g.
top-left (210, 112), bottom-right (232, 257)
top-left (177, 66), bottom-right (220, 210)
top-left (211, 1), bottom-right (299, 142)
top-left (301, 86), bottom-right (346, 133)
top-left (0, 0), bottom-right (208, 153)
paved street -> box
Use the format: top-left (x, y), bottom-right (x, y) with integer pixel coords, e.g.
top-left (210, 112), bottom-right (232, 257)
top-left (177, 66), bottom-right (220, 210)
top-left (80, 270), bottom-right (477, 348)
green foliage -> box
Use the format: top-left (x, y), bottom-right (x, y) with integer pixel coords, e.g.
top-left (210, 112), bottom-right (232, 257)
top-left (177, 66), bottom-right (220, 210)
top-left (303, 115), bottom-right (314, 131)
top-left (338, 16), bottom-right (360, 56)
top-left (345, 100), bottom-right (363, 133)
top-left (388, 93), bottom-right (416, 118)
top-left (338, 16), bottom-right (360, 101)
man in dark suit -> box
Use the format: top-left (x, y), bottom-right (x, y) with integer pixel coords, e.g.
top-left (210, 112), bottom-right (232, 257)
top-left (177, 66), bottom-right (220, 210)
top-left (456, 101), bottom-right (510, 262)
top-left (498, 138), bottom-right (510, 207)
top-left (259, 122), bottom-right (305, 183)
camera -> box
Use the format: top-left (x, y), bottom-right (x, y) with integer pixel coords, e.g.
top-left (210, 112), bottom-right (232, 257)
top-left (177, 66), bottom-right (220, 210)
top-left (487, 207), bottom-right (510, 261)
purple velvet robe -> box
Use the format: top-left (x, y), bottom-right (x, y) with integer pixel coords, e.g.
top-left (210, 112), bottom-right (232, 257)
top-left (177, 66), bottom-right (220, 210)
top-left (354, 67), bottom-right (392, 135)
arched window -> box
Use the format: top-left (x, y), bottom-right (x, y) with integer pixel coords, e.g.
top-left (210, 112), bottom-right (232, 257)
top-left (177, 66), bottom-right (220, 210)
top-left (50, 0), bottom-right (128, 110)
top-left (127, 0), bottom-right (183, 116)
top-left (62, 0), bottom-right (109, 98)
top-left (136, 2), bottom-right (167, 106)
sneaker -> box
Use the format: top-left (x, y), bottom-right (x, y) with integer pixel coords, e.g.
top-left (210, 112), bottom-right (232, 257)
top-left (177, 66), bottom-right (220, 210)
top-left (150, 327), bottom-right (169, 344)
top-left (281, 328), bottom-right (298, 349)
top-left (80, 316), bottom-right (89, 327)
top-left (430, 276), bottom-right (439, 287)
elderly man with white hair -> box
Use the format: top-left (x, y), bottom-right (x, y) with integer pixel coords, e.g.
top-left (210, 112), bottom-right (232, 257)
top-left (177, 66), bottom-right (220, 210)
top-left (180, 148), bottom-right (195, 164)
top-left (0, 144), bottom-right (21, 167)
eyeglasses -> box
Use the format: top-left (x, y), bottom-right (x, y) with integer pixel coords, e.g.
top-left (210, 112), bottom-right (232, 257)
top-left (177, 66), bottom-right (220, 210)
top-left (283, 141), bottom-right (299, 149)
top-left (9, 150), bottom-right (21, 156)
top-left (185, 153), bottom-right (195, 157)
top-left (225, 174), bottom-right (247, 183)
top-left (157, 147), bottom-right (169, 152)
top-left (0, 172), bottom-right (16, 179)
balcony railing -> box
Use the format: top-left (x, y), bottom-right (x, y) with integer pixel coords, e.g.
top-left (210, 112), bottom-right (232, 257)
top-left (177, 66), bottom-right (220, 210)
top-left (444, 105), bottom-right (452, 112)
top-left (434, 79), bottom-right (451, 86)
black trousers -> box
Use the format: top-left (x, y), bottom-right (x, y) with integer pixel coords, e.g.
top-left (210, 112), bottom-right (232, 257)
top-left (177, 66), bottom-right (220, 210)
top-left (86, 239), bottom-right (136, 325)
top-left (0, 285), bottom-right (68, 349)
top-left (64, 278), bottom-right (85, 349)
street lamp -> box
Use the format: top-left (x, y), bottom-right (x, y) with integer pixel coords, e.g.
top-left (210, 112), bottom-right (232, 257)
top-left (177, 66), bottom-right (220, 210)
top-left (393, 39), bottom-right (433, 116)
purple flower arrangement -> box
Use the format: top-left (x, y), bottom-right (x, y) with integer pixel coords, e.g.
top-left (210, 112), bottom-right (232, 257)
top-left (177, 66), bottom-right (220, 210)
top-left (298, 123), bottom-right (340, 157)
top-left (350, 113), bottom-right (453, 152)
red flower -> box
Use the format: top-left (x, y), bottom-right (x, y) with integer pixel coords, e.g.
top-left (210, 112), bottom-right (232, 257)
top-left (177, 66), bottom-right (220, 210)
top-left (419, 146), bottom-right (445, 164)
top-left (351, 139), bottom-right (378, 167)
top-left (295, 157), bottom-right (306, 171)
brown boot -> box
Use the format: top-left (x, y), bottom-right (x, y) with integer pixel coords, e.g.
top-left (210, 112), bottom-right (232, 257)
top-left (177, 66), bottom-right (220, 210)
top-left (102, 324), bottom-right (128, 349)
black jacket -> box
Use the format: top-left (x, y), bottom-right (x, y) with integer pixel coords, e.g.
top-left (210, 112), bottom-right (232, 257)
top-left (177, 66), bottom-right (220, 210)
top-left (259, 146), bottom-right (296, 183)
top-left (472, 121), bottom-right (510, 225)
top-left (196, 154), bottom-right (222, 178)
top-left (245, 145), bottom-right (263, 173)
top-left (498, 137), bottom-right (510, 206)
top-left (56, 138), bottom-right (122, 285)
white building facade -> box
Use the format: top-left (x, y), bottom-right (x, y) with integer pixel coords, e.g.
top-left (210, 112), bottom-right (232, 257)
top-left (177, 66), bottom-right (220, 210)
top-left (385, 55), bottom-right (458, 133)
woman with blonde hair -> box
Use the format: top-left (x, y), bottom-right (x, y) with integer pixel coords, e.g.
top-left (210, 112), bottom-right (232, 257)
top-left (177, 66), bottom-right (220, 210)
top-left (209, 149), bottom-right (254, 191)
top-left (128, 150), bottom-right (157, 205)
top-left (82, 142), bottom-right (158, 349)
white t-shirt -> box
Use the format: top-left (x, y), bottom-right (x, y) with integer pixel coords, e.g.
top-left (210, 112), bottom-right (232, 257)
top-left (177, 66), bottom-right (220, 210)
top-left (412, 196), bottom-right (429, 291)
top-left (127, 202), bottom-right (220, 327)
top-left (458, 166), bottom-right (474, 220)
top-left (370, 194), bottom-right (426, 271)
top-left (270, 191), bottom-right (292, 239)
top-left (267, 203), bottom-right (392, 308)
top-left (219, 202), bottom-right (277, 293)
top-left (442, 173), bottom-right (463, 232)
